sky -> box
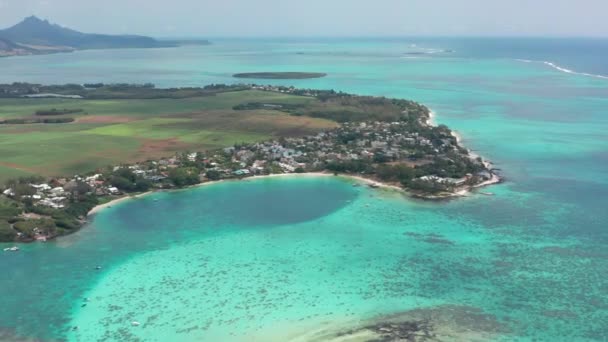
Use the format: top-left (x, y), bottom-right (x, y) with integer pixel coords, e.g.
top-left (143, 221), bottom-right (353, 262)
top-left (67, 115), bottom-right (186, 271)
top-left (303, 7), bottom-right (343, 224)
top-left (0, 0), bottom-right (607, 37)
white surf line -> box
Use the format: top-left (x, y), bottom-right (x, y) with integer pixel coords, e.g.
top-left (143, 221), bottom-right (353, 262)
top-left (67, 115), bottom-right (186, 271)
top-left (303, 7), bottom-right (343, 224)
top-left (515, 59), bottom-right (608, 80)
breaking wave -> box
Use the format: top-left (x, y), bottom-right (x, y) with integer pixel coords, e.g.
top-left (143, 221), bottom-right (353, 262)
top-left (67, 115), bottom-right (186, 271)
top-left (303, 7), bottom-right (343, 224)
top-left (516, 59), bottom-right (608, 80)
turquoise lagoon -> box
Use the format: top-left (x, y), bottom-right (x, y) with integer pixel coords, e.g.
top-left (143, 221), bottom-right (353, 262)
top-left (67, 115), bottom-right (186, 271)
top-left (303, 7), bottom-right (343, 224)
top-left (0, 38), bottom-right (607, 341)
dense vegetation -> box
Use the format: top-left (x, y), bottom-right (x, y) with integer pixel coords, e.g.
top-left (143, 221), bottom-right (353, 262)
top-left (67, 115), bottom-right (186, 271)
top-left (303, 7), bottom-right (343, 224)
top-left (0, 117), bottom-right (75, 124)
top-left (233, 94), bottom-right (430, 123)
top-left (35, 108), bottom-right (83, 116)
top-left (0, 82), bottom-right (250, 99)
top-left (0, 176), bottom-right (98, 241)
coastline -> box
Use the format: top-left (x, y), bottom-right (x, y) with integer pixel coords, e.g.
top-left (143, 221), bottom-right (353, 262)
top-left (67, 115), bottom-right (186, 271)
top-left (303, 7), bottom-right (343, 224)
top-left (85, 109), bottom-right (501, 218)
top-left (87, 191), bottom-right (152, 216)
top-left (428, 108), bottom-right (502, 187)
top-left (85, 172), bottom-right (405, 218)
top-left (85, 168), bottom-right (501, 219)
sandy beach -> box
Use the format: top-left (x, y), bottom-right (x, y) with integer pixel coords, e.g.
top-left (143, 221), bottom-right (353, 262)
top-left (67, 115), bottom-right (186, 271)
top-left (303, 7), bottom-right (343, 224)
top-left (86, 109), bottom-right (501, 217)
top-left (87, 191), bottom-right (152, 216)
top-left (85, 172), bottom-right (406, 217)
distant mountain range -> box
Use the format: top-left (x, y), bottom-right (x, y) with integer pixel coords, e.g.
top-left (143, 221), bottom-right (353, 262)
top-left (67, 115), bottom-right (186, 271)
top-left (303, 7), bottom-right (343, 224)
top-left (0, 16), bottom-right (210, 57)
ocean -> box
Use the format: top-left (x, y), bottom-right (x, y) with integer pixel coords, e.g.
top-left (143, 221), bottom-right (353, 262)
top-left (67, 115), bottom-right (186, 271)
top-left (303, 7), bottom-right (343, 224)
top-left (0, 38), bottom-right (607, 341)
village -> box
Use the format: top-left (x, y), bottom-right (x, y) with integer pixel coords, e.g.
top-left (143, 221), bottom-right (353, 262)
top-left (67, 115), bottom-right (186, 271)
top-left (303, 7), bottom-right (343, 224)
top-left (0, 117), bottom-right (497, 243)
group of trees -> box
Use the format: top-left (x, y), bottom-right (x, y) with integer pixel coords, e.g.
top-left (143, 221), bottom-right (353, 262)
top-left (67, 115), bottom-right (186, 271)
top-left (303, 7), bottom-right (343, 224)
top-left (167, 168), bottom-right (200, 187)
top-left (0, 198), bottom-right (22, 241)
top-left (376, 164), bottom-right (416, 185)
top-left (416, 153), bottom-right (485, 179)
top-left (35, 108), bottom-right (83, 116)
top-left (0, 175), bottom-right (101, 241)
top-left (108, 168), bottom-right (152, 192)
top-left (326, 160), bottom-right (374, 174)
top-left (0, 118), bottom-right (75, 125)
top-left (0, 82), bottom-right (250, 100)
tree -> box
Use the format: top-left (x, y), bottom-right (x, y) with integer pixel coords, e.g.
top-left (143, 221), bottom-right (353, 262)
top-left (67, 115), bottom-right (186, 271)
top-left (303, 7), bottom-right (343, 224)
top-left (134, 178), bottom-right (152, 192)
top-left (110, 176), bottom-right (135, 192)
top-left (169, 168), bottom-right (199, 187)
top-left (376, 164), bottom-right (415, 184)
top-left (205, 170), bottom-right (221, 181)
top-left (0, 221), bottom-right (16, 241)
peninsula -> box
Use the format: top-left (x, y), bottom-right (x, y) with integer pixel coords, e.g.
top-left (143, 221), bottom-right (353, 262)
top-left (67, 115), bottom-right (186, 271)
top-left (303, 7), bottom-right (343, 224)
top-left (0, 83), bottom-right (500, 242)
top-left (0, 16), bottom-right (210, 57)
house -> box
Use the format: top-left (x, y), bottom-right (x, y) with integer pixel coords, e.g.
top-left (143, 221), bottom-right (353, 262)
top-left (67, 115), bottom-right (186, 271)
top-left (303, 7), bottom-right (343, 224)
top-left (278, 162), bottom-right (295, 172)
top-left (235, 150), bottom-right (255, 162)
top-left (107, 187), bottom-right (120, 195)
top-left (31, 184), bottom-right (51, 191)
top-left (85, 174), bottom-right (101, 182)
top-left (446, 177), bottom-right (469, 186)
top-left (50, 187), bottom-right (65, 196)
top-left (187, 153), bottom-right (198, 162)
top-left (371, 141), bottom-right (388, 149)
top-left (234, 169), bottom-right (251, 176)
top-left (145, 175), bottom-right (167, 182)
top-left (418, 175), bottom-right (446, 183)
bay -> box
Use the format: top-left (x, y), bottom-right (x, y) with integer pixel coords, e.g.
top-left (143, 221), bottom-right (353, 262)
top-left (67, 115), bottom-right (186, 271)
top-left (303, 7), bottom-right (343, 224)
top-left (0, 38), bottom-right (607, 341)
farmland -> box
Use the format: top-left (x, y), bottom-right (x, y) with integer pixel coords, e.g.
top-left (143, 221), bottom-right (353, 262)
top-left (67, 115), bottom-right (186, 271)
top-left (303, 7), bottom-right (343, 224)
top-left (0, 90), bottom-right (336, 182)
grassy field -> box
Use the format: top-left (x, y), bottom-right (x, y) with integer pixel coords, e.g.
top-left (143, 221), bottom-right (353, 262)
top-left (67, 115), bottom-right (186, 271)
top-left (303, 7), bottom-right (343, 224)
top-left (0, 90), bottom-right (336, 182)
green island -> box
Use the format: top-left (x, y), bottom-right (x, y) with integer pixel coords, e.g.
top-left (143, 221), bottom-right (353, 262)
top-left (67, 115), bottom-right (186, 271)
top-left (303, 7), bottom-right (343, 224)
top-left (233, 72), bottom-right (327, 79)
top-left (0, 82), bottom-right (499, 243)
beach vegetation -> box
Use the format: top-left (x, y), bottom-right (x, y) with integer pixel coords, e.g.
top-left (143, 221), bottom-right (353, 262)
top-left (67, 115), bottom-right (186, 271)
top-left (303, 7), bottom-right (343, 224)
top-left (168, 168), bottom-right (200, 187)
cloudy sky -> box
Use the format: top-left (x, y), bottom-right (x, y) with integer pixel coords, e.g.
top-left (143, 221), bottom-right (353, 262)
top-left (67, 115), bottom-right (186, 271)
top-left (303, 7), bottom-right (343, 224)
top-left (0, 0), bottom-right (606, 37)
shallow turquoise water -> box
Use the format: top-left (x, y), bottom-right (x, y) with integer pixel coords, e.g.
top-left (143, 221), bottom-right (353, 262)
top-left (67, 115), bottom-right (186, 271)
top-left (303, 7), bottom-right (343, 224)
top-left (0, 39), bottom-right (607, 341)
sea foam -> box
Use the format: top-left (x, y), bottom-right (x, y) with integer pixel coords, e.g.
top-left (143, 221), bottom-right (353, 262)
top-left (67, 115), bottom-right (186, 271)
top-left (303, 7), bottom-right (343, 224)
top-left (516, 59), bottom-right (608, 80)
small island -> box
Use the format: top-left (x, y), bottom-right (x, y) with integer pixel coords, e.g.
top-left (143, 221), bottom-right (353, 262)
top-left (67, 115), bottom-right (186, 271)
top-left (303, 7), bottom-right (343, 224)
top-left (233, 72), bottom-right (327, 79)
top-left (0, 83), bottom-right (500, 243)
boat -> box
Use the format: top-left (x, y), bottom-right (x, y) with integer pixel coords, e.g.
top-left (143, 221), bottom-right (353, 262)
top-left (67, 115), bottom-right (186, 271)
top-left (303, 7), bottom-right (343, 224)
top-left (3, 246), bottom-right (19, 252)
top-left (131, 321), bottom-right (141, 326)
top-left (480, 192), bottom-right (494, 196)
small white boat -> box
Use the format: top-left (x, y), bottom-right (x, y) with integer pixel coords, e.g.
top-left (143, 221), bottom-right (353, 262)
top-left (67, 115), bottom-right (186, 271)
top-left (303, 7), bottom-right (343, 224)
top-left (3, 246), bottom-right (19, 252)
top-left (131, 321), bottom-right (141, 326)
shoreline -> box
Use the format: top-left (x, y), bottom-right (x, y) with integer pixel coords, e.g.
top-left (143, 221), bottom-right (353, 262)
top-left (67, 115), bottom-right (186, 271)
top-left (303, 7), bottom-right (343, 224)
top-left (427, 108), bottom-right (502, 185)
top-left (86, 172), bottom-right (404, 217)
top-left (87, 191), bottom-right (152, 216)
top-left (86, 109), bottom-right (501, 218)
top-left (86, 169), bottom-right (501, 219)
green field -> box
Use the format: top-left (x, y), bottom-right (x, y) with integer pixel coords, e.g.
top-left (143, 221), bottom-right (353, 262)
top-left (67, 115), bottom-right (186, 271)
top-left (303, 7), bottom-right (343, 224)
top-left (0, 90), bottom-right (336, 182)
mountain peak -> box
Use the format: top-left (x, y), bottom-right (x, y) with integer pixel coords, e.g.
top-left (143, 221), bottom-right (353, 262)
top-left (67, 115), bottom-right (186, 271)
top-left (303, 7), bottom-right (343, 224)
top-left (21, 16), bottom-right (49, 26)
top-left (24, 15), bottom-right (44, 22)
top-left (0, 16), bottom-right (166, 50)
